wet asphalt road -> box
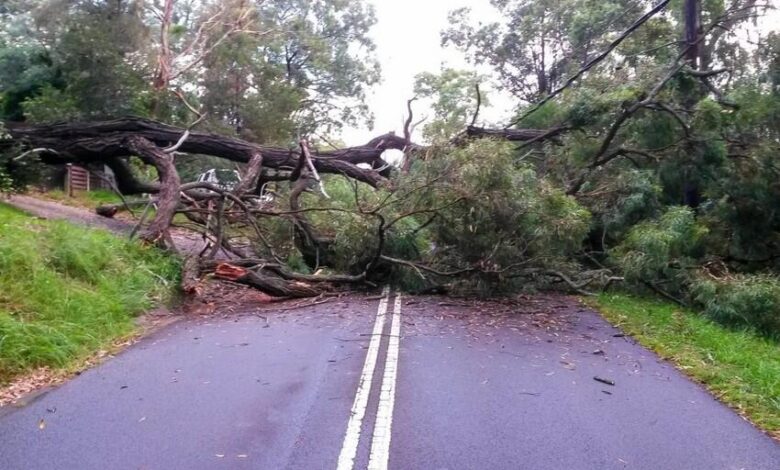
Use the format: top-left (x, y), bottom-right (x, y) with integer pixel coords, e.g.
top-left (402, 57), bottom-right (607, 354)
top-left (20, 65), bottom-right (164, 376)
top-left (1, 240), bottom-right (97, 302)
top-left (1, 292), bottom-right (778, 470)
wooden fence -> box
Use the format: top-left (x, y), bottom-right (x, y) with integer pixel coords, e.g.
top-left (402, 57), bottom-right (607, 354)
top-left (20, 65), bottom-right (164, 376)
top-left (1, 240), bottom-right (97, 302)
top-left (65, 164), bottom-right (90, 196)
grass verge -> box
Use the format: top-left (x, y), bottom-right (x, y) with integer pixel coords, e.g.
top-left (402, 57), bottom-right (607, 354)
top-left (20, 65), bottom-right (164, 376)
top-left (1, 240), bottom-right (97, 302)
top-left (591, 293), bottom-right (780, 439)
top-left (0, 203), bottom-right (179, 385)
top-left (39, 188), bottom-right (122, 208)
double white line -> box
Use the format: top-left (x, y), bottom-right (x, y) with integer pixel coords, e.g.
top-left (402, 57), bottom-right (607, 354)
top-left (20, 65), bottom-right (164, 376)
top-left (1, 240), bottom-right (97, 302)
top-left (337, 287), bottom-right (402, 470)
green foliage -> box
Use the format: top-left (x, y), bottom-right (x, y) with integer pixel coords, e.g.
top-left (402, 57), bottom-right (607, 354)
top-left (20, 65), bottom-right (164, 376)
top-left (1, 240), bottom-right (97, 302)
top-left (0, 0), bottom-right (151, 122)
top-left (565, 88), bottom-right (622, 127)
top-left (611, 207), bottom-right (706, 290)
top-left (44, 1), bottom-right (150, 119)
top-left (0, 168), bottom-right (12, 194)
top-left (444, 0), bottom-right (645, 101)
top-left (21, 85), bottom-right (80, 122)
top-left (691, 274), bottom-right (780, 338)
top-left (587, 169), bottom-right (662, 244)
top-left (699, 138), bottom-right (780, 264)
top-left (0, 204), bottom-right (179, 382)
top-left (0, 44), bottom-right (60, 120)
top-left (593, 293), bottom-right (780, 436)
top-left (398, 139), bottom-right (591, 294)
top-left (200, 0), bottom-right (380, 139)
top-left (413, 68), bottom-right (487, 141)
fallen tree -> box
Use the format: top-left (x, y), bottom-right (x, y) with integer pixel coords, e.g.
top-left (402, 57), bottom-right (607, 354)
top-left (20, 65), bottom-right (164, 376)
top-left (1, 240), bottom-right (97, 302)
top-left (3, 116), bottom-right (573, 298)
top-left (3, 0), bottom-right (744, 299)
top-left (3, 117), bottom-right (399, 189)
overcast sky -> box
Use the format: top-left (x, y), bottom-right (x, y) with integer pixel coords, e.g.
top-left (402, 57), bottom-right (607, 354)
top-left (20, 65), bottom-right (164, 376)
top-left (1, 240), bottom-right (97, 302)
top-left (341, 0), bottom-right (507, 145)
top-left (341, 0), bottom-right (780, 146)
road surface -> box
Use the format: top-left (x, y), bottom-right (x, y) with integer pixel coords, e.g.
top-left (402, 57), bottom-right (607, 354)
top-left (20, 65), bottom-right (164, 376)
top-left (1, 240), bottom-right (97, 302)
top-left (1, 290), bottom-right (778, 469)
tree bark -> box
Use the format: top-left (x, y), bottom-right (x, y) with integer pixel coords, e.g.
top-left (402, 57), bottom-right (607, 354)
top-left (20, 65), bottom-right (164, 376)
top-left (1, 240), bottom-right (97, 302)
top-left (232, 151), bottom-right (263, 196)
top-left (181, 256), bottom-right (202, 296)
top-left (124, 136), bottom-right (181, 246)
top-left (465, 125), bottom-right (565, 142)
top-left (3, 118), bottom-right (396, 189)
top-left (3, 117), bottom-right (558, 193)
top-left (213, 263), bottom-right (321, 298)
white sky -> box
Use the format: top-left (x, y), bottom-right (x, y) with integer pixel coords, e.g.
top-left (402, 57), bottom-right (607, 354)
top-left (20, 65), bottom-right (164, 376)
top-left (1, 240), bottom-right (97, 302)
top-left (341, 0), bottom-right (510, 145)
top-left (341, 0), bottom-right (780, 146)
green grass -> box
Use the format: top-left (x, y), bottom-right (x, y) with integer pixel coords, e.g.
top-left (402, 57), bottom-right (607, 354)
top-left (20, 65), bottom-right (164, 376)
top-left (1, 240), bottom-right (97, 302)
top-left (42, 189), bottom-right (122, 208)
top-left (592, 293), bottom-right (780, 438)
top-left (0, 203), bottom-right (179, 384)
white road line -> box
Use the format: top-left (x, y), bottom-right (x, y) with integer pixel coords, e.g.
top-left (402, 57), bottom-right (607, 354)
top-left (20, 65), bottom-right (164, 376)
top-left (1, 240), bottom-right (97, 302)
top-left (336, 286), bottom-right (390, 470)
top-left (367, 293), bottom-right (402, 470)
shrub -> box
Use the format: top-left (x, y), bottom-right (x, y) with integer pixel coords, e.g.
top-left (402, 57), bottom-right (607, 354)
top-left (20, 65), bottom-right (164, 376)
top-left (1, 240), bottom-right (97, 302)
top-left (611, 206), bottom-right (707, 293)
top-left (397, 139), bottom-right (592, 294)
top-left (691, 274), bottom-right (780, 338)
top-left (0, 167), bottom-right (12, 195)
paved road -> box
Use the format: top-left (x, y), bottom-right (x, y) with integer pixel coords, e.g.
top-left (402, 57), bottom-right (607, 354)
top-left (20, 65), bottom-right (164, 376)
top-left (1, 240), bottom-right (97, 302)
top-left (6, 195), bottom-right (134, 233)
top-left (1, 291), bottom-right (778, 469)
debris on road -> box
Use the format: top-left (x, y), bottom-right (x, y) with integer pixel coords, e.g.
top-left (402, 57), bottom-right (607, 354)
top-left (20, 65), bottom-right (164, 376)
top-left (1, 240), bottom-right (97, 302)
top-left (594, 376), bottom-right (615, 386)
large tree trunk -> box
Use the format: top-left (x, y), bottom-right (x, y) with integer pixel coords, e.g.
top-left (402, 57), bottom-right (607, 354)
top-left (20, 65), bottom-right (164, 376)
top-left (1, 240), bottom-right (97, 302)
top-left (213, 263), bottom-right (321, 298)
top-left (3, 117), bottom-right (559, 193)
top-left (3, 118), bottom-right (400, 189)
top-left (125, 136), bottom-right (181, 246)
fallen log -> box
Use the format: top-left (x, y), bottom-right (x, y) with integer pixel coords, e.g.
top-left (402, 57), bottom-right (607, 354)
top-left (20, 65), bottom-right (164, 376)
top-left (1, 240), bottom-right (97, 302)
top-left (201, 258), bottom-right (366, 284)
top-left (95, 199), bottom-right (149, 218)
top-left (464, 125), bottom-right (570, 145)
top-left (95, 205), bottom-right (119, 218)
top-left (181, 256), bottom-right (202, 296)
top-left (2, 117), bottom-right (560, 194)
top-left (3, 117), bottom-right (398, 190)
top-left (213, 263), bottom-right (321, 298)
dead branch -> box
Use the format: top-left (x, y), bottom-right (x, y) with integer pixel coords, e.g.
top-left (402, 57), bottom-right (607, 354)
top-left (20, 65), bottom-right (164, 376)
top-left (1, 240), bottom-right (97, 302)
top-left (401, 97), bottom-right (418, 174)
top-left (300, 139), bottom-right (329, 198)
top-left (163, 89), bottom-right (207, 153)
top-left (181, 256), bottom-right (202, 296)
top-left (470, 83), bottom-right (482, 127)
top-left (201, 258), bottom-right (365, 284)
top-left (469, 125), bottom-right (571, 145)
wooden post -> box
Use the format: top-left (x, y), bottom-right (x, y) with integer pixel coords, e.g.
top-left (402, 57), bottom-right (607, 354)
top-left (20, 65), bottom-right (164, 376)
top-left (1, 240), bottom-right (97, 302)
top-left (66, 163), bottom-right (73, 197)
